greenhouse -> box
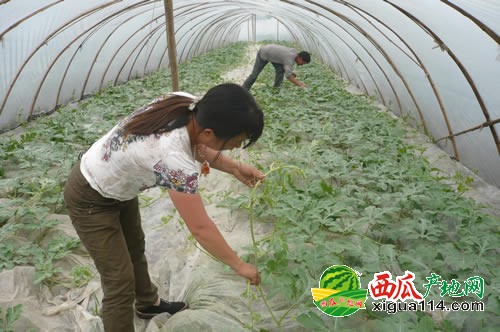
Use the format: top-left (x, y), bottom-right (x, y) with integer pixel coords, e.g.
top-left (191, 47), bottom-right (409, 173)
top-left (0, 1), bottom-right (499, 331)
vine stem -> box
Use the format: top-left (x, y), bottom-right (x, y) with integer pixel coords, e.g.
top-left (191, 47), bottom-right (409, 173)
top-left (247, 193), bottom-right (280, 327)
top-left (176, 218), bottom-right (221, 263)
top-left (256, 285), bottom-right (280, 326)
top-left (277, 293), bottom-right (307, 326)
top-left (262, 161), bottom-right (305, 178)
top-left (247, 281), bottom-right (255, 331)
top-left (246, 163), bottom-right (305, 329)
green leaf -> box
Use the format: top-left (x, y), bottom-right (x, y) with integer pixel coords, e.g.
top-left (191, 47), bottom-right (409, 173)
top-left (319, 180), bottom-right (333, 194)
top-left (5, 304), bottom-right (23, 327)
top-left (296, 311), bottom-right (329, 331)
top-left (416, 315), bottom-right (435, 332)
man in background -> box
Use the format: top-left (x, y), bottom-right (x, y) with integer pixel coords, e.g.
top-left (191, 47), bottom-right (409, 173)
top-left (242, 44), bottom-right (311, 91)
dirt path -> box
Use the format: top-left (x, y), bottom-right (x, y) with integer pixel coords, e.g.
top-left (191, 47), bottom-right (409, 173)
top-left (221, 43), bottom-right (260, 84)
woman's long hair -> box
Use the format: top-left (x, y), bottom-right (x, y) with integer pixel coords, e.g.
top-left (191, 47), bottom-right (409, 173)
top-left (123, 83), bottom-right (263, 148)
top-left (122, 94), bottom-right (192, 136)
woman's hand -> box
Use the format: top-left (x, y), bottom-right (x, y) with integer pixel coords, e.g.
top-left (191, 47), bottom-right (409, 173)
top-left (169, 190), bottom-right (260, 284)
top-left (233, 261), bottom-right (260, 285)
top-left (233, 164), bottom-right (265, 187)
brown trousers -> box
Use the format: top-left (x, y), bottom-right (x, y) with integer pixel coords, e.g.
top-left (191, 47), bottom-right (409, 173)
top-left (64, 161), bottom-right (158, 332)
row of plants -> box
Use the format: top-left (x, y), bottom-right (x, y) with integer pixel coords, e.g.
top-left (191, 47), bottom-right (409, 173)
top-left (220, 49), bottom-right (499, 331)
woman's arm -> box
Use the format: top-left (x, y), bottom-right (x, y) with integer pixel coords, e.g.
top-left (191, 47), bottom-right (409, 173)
top-left (168, 189), bottom-right (260, 285)
top-left (196, 145), bottom-right (264, 187)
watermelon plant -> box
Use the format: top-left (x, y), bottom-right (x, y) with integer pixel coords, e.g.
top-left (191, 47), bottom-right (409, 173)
top-left (0, 304), bottom-right (23, 332)
top-left (220, 42), bottom-right (499, 331)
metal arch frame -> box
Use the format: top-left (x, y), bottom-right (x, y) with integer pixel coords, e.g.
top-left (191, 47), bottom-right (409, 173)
top-left (43, 1), bottom-right (134, 44)
top-left (62, 6), bottom-right (160, 103)
top-left (292, 0), bottom-right (431, 132)
top-left (34, 1), bottom-right (201, 113)
top-left (181, 1), bottom-right (375, 99)
top-left (94, 1), bottom-right (221, 85)
top-left (127, 24), bottom-right (166, 81)
top-left (194, 13), bottom-right (249, 55)
top-left (178, 3), bottom-right (256, 62)
top-left (168, 2), bottom-right (295, 63)
top-left (140, 2), bottom-right (194, 73)
top-left (0, 0), bottom-right (65, 41)
top-left (172, 2), bottom-right (381, 103)
top-left (280, 1), bottom-right (406, 114)
top-left (29, 2), bottom-right (160, 118)
top-left (98, 13), bottom-right (166, 88)
top-left (93, 3), bottom-right (173, 90)
top-left (336, 2), bottom-right (421, 69)
top-left (274, 11), bottom-right (375, 97)
top-left (105, 1), bottom-right (244, 89)
top-left (283, 14), bottom-right (383, 101)
top-left (135, 6), bottom-right (242, 68)
top-left (171, 10), bottom-right (217, 62)
top-left (1, 0), bottom-right (394, 121)
top-left (114, 20), bottom-right (166, 85)
top-left (78, 6), bottom-right (158, 98)
top-left (193, 18), bottom-right (248, 61)
top-left (142, 27), bottom-right (167, 73)
top-left (384, 0), bottom-right (499, 154)
top-left (177, 15), bottom-right (240, 66)
top-left (88, 2), bottom-right (246, 91)
top-left (95, 1), bottom-right (207, 90)
top-left (0, 0), bottom-right (151, 118)
top-left (281, 19), bottom-right (356, 85)
top-left (172, 6), bottom-right (241, 62)
top-left (283, 18), bottom-right (378, 100)
top-left (440, 0), bottom-right (499, 44)
top-left (60, 1), bottom-right (217, 100)
top-left (272, 1), bottom-right (401, 113)
top-left (334, 1), bottom-right (458, 159)
top-left (2, 0), bottom-right (497, 158)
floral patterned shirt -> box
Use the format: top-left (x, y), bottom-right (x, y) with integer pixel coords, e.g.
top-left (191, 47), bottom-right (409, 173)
top-left (80, 122), bottom-right (199, 201)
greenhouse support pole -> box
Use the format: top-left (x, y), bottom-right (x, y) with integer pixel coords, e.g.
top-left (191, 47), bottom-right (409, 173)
top-left (163, 0), bottom-right (179, 91)
top-left (252, 14), bottom-right (256, 42)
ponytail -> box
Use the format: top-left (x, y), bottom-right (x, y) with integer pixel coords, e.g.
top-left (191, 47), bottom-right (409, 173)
top-left (122, 94), bottom-right (195, 136)
top-left (122, 84), bottom-right (263, 148)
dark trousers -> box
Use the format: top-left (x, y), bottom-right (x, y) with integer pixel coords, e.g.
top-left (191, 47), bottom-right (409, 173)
top-left (64, 161), bottom-right (158, 332)
top-left (242, 50), bottom-right (285, 90)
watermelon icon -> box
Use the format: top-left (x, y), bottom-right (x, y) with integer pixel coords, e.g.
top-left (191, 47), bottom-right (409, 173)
top-left (311, 265), bottom-right (367, 317)
top-left (320, 265), bottom-right (360, 292)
